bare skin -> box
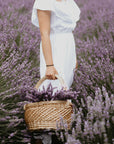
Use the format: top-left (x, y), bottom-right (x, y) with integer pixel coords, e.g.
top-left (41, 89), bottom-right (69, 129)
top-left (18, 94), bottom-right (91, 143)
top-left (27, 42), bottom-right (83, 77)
top-left (37, 9), bottom-right (58, 80)
top-left (37, 9), bottom-right (78, 80)
top-left (75, 61), bottom-right (78, 70)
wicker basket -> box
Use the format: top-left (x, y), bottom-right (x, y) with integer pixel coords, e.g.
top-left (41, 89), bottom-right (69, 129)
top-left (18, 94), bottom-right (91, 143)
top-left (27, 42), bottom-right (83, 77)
top-left (24, 74), bottom-right (73, 130)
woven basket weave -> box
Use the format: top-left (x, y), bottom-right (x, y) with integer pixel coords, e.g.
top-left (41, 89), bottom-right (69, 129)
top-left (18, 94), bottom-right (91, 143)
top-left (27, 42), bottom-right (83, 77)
top-left (24, 74), bottom-right (73, 130)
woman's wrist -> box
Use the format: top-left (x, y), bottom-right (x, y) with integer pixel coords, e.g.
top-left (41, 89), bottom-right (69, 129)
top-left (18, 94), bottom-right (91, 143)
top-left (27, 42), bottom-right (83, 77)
top-left (46, 64), bottom-right (54, 67)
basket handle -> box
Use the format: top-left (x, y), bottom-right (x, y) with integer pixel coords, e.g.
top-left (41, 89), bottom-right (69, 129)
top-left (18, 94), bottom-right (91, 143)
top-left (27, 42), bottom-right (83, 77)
top-left (34, 74), bottom-right (68, 91)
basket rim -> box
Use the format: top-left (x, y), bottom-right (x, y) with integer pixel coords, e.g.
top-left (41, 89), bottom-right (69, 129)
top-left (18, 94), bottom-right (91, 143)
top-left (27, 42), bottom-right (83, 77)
top-left (23, 99), bottom-right (72, 110)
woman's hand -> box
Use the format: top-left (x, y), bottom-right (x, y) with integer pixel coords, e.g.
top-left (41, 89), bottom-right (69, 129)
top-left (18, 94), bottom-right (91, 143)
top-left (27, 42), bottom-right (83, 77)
top-left (45, 66), bottom-right (59, 80)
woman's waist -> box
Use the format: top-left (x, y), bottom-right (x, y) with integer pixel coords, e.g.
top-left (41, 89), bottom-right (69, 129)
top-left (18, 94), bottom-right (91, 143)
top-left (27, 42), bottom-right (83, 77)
top-left (49, 30), bottom-right (74, 42)
top-left (50, 29), bottom-right (73, 35)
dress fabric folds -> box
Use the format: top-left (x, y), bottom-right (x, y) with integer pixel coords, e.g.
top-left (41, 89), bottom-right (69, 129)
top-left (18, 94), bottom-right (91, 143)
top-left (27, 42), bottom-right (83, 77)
top-left (31, 0), bottom-right (81, 95)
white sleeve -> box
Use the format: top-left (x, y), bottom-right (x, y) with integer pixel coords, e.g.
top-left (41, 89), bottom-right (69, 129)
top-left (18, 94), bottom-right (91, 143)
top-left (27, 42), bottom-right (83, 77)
top-left (31, 0), bottom-right (54, 27)
top-left (34, 0), bottom-right (54, 11)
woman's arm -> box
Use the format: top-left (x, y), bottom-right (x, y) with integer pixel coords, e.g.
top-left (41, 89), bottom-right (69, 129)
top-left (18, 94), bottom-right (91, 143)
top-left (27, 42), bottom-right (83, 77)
top-left (37, 10), bottom-right (53, 65)
top-left (37, 9), bottom-right (58, 80)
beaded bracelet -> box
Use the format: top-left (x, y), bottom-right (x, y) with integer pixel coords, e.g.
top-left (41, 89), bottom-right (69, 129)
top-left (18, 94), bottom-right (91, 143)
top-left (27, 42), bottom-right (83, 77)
top-left (46, 64), bottom-right (54, 67)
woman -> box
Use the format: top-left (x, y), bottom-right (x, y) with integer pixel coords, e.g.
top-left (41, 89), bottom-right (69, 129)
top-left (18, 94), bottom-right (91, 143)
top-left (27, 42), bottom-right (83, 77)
top-left (31, 0), bottom-right (80, 94)
top-left (31, 0), bottom-right (81, 143)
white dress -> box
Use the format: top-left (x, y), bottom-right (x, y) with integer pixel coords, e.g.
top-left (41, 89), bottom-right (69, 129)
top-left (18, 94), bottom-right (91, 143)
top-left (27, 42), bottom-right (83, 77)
top-left (31, 0), bottom-right (81, 95)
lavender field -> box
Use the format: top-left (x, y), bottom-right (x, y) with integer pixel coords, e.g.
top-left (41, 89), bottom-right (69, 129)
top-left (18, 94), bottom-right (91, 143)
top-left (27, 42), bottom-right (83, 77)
top-left (0, 0), bottom-right (114, 143)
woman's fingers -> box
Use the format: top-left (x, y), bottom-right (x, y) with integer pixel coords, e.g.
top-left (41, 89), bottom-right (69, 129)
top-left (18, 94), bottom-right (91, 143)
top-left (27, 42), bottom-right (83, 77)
top-left (46, 72), bottom-right (55, 80)
top-left (52, 74), bottom-right (56, 80)
top-left (45, 67), bottom-right (58, 80)
top-left (46, 73), bottom-right (53, 79)
top-left (50, 73), bottom-right (55, 80)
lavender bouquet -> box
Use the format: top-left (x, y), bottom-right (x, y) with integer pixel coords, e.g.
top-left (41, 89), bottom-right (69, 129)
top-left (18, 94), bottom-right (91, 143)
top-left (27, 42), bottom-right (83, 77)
top-left (20, 83), bottom-right (79, 103)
